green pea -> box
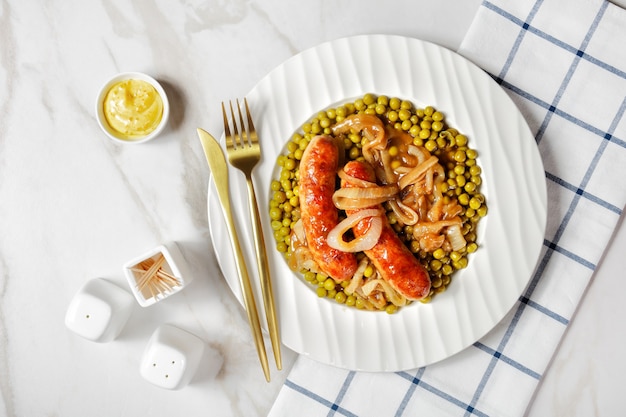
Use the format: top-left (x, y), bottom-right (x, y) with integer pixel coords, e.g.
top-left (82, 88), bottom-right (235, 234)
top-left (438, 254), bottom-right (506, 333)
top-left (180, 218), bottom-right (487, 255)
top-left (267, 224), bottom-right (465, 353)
top-left (335, 291), bottom-right (347, 304)
top-left (431, 121), bottom-right (444, 132)
top-left (269, 207), bottom-right (282, 221)
top-left (385, 304), bottom-right (397, 314)
top-left (363, 93), bottom-right (375, 105)
top-left (346, 295), bottom-right (357, 306)
top-left (422, 139), bottom-right (437, 153)
top-left (419, 129), bottom-right (432, 140)
top-left (464, 182), bottom-right (477, 193)
top-left (280, 179), bottom-right (292, 191)
top-left (273, 190), bottom-right (286, 203)
top-left (454, 150), bottom-right (467, 162)
top-left (430, 259), bottom-right (443, 271)
top-left (431, 276), bottom-right (443, 288)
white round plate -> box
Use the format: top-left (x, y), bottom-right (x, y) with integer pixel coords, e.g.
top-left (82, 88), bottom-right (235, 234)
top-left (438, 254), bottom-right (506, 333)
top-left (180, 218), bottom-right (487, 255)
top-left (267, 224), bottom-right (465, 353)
top-left (207, 34), bottom-right (547, 372)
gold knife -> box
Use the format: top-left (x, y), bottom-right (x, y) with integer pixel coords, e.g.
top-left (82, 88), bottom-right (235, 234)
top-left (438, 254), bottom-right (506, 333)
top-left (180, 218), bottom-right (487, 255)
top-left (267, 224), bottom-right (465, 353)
top-left (197, 127), bottom-right (270, 382)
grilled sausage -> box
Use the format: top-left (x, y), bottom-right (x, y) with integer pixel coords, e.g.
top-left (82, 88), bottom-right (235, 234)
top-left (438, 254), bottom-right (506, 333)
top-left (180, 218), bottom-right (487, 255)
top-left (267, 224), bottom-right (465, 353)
top-left (342, 160), bottom-right (431, 300)
top-left (299, 135), bottom-right (357, 281)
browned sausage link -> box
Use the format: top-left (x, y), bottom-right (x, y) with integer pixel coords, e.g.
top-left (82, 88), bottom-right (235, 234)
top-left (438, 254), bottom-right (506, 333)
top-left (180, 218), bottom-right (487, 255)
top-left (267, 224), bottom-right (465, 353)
top-left (299, 135), bottom-right (357, 281)
top-left (342, 160), bottom-right (431, 300)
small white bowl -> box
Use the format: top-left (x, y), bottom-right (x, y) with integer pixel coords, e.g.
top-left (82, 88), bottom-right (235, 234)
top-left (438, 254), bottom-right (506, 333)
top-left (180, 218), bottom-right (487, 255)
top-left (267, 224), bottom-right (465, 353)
top-left (95, 72), bottom-right (169, 144)
top-left (123, 242), bottom-right (191, 307)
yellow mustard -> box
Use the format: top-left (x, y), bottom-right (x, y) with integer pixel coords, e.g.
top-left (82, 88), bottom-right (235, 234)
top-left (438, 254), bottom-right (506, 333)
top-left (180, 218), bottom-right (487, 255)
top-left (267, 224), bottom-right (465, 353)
top-left (103, 79), bottom-right (163, 139)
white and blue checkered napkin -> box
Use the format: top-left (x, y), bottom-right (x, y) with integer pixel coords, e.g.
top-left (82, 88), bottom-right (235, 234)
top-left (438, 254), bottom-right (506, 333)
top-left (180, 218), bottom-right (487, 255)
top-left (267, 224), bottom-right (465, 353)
top-left (268, 0), bottom-right (626, 416)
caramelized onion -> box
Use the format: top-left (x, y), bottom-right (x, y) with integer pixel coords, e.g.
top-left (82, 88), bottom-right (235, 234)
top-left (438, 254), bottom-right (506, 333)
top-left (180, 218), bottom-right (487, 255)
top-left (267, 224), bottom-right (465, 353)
top-left (389, 199), bottom-right (419, 225)
top-left (345, 257), bottom-right (370, 295)
top-left (327, 209), bottom-right (384, 252)
top-left (332, 114), bottom-right (386, 161)
top-left (413, 218), bottom-right (462, 238)
top-left (446, 223), bottom-right (467, 251)
top-left (332, 185), bottom-right (398, 210)
top-left (338, 169), bottom-right (377, 188)
top-left (361, 279), bottom-right (407, 307)
top-left (398, 155), bottom-right (439, 190)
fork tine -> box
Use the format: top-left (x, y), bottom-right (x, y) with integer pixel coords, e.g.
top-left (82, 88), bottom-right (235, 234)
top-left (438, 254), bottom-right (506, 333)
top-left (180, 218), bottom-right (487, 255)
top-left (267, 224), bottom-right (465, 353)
top-left (228, 100), bottom-right (243, 149)
top-left (243, 98), bottom-right (258, 145)
top-left (221, 102), bottom-right (234, 150)
top-left (236, 98), bottom-right (249, 147)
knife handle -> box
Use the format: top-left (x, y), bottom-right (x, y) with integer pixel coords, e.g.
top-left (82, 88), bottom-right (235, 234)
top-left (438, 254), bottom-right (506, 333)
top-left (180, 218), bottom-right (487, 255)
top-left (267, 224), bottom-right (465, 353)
top-left (244, 176), bottom-right (282, 370)
top-left (220, 199), bottom-right (271, 382)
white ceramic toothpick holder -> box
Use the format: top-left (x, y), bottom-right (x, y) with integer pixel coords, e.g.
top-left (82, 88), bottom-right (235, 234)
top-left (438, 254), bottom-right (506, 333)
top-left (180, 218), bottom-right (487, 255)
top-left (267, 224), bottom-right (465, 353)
top-left (123, 242), bottom-right (191, 307)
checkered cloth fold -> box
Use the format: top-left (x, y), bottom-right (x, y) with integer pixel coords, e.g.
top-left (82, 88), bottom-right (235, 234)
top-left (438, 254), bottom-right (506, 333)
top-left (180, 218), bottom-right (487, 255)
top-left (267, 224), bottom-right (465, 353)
top-left (268, 0), bottom-right (626, 415)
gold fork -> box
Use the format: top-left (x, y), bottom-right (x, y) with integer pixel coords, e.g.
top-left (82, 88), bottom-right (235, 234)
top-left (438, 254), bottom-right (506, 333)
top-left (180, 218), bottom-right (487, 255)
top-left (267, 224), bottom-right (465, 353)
top-left (222, 98), bottom-right (282, 371)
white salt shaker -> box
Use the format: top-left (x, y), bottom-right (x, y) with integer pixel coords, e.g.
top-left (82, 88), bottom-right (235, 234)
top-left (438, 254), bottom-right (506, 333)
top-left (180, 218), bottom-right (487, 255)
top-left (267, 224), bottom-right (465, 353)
top-left (64, 278), bottom-right (135, 343)
top-left (140, 324), bottom-right (222, 390)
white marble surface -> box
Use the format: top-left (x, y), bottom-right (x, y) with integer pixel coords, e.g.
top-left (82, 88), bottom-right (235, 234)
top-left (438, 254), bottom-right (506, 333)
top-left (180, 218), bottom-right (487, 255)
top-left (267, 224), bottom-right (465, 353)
top-left (0, 1), bottom-right (624, 416)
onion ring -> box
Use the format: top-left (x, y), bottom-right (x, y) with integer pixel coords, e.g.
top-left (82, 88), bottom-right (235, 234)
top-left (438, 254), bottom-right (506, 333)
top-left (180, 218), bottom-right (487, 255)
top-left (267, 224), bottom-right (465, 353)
top-left (327, 209), bottom-right (384, 252)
